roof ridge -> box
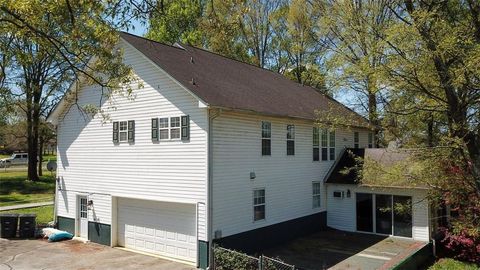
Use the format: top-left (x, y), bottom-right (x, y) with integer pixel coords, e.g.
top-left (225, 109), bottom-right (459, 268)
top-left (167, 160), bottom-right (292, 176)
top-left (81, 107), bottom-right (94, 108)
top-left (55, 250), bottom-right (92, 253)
top-left (119, 31), bottom-right (187, 52)
top-left (120, 32), bottom-right (359, 116)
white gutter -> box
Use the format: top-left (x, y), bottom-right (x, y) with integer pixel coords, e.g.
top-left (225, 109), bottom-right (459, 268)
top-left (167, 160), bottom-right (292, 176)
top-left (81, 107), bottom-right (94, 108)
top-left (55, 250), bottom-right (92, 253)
top-left (207, 108), bottom-right (221, 268)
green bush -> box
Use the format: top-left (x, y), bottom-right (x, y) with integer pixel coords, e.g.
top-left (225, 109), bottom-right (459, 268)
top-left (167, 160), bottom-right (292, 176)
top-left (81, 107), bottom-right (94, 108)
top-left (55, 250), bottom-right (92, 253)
top-left (213, 247), bottom-right (259, 270)
top-left (429, 258), bottom-right (480, 270)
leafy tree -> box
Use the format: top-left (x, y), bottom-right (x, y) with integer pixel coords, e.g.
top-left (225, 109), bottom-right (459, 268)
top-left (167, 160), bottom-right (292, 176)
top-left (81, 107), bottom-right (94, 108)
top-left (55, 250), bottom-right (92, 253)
top-left (318, 0), bottom-right (395, 145)
top-left (380, 0), bottom-right (480, 189)
top-left (200, 0), bottom-right (251, 63)
top-left (146, 0), bottom-right (204, 46)
top-left (0, 0), bottom-right (138, 180)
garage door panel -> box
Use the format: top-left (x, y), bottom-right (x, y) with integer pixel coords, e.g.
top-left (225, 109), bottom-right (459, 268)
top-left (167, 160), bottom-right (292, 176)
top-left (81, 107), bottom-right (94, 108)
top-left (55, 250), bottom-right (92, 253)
top-left (117, 198), bottom-right (197, 263)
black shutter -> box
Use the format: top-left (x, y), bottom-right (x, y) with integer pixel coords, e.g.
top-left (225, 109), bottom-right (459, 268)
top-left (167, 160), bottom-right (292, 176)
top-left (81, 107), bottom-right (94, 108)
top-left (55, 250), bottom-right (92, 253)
top-left (113, 121), bottom-right (119, 143)
top-left (128, 120), bottom-right (135, 142)
top-left (181, 115), bottom-right (190, 140)
top-left (151, 118), bottom-right (159, 141)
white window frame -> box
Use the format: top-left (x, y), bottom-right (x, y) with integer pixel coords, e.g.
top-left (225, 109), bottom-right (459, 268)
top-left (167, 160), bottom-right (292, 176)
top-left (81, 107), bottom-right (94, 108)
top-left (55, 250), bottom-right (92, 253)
top-left (286, 124), bottom-right (295, 156)
top-left (368, 132), bottom-right (373, 148)
top-left (313, 127), bottom-right (320, 161)
top-left (329, 130), bottom-right (336, 160)
top-left (312, 182), bottom-right (321, 208)
top-left (158, 116), bottom-right (181, 140)
top-left (321, 129), bottom-right (328, 161)
top-left (170, 116), bottom-right (181, 139)
top-left (261, 121), bottom-right (271, 156)
top-left (354, 131), bottom-right (360, 148)
top-left (119, 121), bottom-right (128, 142)
top-left (253, 188), bottom-right (266, 221)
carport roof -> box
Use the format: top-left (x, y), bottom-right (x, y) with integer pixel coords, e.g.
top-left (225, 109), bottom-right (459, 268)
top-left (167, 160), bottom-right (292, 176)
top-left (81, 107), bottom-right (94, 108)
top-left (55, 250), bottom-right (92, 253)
top-left (325, 148), bottom-right (428, 189)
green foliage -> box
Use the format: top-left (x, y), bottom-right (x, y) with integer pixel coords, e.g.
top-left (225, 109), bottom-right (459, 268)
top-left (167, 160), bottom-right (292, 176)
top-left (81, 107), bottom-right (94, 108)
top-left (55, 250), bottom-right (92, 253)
top-left (0, 205), bottom-right (54, 224)
top-left (0, 171), bottom-right (55, 195)
top-left (213, 247), bottom-right (259, 270)
top-left (428, 258), bottom-right (479, 270)
top-left (146, 0), bottom-right (204, 46)
top-left (0, 193), bottom-right (53, 207)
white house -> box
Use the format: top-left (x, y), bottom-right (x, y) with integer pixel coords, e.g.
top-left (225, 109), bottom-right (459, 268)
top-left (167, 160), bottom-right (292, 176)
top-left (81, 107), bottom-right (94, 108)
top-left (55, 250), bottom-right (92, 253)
top-left (47, 32), bottom-right (431, 269)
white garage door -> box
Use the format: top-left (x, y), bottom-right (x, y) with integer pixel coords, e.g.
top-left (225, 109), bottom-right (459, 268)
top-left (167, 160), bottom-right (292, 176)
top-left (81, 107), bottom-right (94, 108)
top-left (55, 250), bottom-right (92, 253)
top-left (117, 198), bottom-right (197, 263)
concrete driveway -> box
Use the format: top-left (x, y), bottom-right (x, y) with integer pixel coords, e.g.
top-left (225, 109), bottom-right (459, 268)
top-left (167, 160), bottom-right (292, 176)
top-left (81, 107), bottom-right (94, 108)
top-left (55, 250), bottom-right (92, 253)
top-left (263, 229), bottom-right (427, 270)
top-left (0, 238), bottom-right (196, 270)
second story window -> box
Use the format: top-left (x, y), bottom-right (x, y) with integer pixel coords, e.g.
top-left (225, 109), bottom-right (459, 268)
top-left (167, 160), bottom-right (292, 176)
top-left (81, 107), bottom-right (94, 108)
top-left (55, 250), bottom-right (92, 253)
top-left (119, 121), bottom-right (128, 142)
top-left (286, 125), bottom-right (295, 156)
top-left (354, 132), bottom-right (359, 148)
top-left (153, 115), bottom-right (190, 141)
top-left (313, 127), bottom-right (320, 161)
top-left (329, 130), bottom-right (336, 160)
top-left (159, 118), bottom-right (169, 139)
top-left (368, 132), bottom-right (373, 148)
top-left (321, 129), bottom-right (328, 161)
top-left (113, 120), bottom-right (135, 143)
top-left (170, 117), bottom-right (181, 139)
top-left (262, 121), bottom-right (271, 156)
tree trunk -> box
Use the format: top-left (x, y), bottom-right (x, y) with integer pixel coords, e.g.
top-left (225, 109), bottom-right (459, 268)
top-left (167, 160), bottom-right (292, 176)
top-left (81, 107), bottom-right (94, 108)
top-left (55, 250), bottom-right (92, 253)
top-left (427, 114), bottom-right (434, 147)
top-left (38, 134), bottom-right (43, 176)
top-left (366, 76), bottom-right (379, 147)
top-left (27, 119), bottom-right (39, 181)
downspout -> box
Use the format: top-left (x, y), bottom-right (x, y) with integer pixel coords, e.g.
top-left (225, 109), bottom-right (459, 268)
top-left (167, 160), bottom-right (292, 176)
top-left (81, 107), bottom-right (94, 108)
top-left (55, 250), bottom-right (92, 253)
top-left (207, 108), bottom-right (221, 269)
top-left (53, 125), bottom-right (58, 227)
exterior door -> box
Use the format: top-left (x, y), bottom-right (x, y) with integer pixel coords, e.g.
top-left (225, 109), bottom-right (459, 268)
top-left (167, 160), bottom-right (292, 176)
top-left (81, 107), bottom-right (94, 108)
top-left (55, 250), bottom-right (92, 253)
top-left (78, 196), bottom-right (88, 238)
top-left (356, 193), bottom-right (373, 232)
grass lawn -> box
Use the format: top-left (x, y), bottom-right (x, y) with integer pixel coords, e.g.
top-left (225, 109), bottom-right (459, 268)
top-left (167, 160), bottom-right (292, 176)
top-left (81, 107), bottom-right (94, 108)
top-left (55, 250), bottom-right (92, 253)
top-left (0, 205), bottom-right (54, 224)
top-left (429, 258), bottom-right (479, 270)
top-left (0, 170), bottom-right (55, 207)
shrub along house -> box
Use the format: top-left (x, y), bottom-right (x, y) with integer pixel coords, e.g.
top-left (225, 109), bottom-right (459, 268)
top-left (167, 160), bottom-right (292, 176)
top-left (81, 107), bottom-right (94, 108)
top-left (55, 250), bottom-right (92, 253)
top-left (47, 32), bottom-right (432, 269)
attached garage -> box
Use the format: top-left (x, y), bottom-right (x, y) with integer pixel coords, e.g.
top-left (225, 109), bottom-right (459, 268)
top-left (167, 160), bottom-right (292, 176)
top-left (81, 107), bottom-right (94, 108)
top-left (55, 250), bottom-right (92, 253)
top-left (116, 198), bottom-right (197, 263)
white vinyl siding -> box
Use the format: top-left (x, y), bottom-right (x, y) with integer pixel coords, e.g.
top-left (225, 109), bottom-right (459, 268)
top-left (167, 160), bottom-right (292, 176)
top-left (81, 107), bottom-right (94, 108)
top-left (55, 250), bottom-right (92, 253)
top-left (211, 112), bottom-right (369, 238)
top-left (326, 184), bottom-right (430, 242)
top-left (55, 40), bottom-right (208, 244)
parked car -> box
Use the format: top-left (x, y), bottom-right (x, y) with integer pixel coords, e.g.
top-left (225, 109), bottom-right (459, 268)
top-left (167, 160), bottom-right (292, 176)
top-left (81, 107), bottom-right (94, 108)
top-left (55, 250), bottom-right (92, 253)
top-left (0, 153), bottom-right (29, 167)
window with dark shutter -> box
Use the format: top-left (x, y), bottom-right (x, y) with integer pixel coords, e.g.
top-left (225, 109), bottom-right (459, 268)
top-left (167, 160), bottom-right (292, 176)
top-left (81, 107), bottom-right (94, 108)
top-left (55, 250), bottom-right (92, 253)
top-left (113, 121), bottom-right (119, 143)
top-left (181, 115), bottom-right (190, 140)
top-left (152, 118), bottom-right (159, 141)
top-left (127, 120), bottom-right (135, 142)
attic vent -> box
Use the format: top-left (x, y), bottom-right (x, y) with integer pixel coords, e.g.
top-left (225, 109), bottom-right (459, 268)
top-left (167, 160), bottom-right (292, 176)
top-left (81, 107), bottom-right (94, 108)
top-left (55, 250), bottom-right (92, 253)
top-left (173, 42), bottom-right (186, 50)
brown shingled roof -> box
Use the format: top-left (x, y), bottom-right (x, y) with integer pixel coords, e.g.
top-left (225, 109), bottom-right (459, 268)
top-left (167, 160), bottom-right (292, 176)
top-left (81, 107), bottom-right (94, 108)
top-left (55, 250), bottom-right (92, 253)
top-left (120, 32), bottom-right (369, 127)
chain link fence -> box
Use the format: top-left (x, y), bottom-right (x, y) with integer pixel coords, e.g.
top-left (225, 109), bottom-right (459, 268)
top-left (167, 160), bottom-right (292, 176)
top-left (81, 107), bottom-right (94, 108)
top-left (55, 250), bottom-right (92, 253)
top-left (213, 246), bottom-right (295, 270)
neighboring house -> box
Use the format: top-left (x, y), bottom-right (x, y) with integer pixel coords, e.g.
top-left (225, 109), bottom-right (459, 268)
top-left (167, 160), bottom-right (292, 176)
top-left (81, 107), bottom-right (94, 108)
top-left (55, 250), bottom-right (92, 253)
top-left (47, 32), bottom-right (431, 269)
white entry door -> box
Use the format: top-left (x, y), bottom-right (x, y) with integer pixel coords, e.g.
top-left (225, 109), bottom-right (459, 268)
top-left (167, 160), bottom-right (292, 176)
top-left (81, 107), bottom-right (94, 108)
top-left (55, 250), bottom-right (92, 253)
top-left (117, 198), bottom-right (197, 263)
top-left (78, 196), bottom-right (88, 238)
